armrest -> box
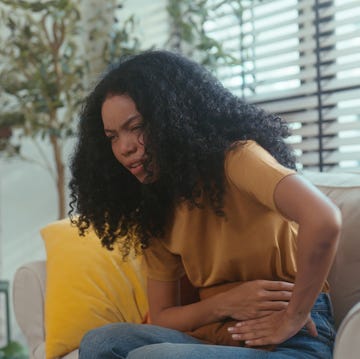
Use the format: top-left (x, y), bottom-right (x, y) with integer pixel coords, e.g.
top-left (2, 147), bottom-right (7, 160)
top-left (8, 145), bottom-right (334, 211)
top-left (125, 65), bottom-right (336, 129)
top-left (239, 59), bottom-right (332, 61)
top-left (13, 261), bottom-right (46, 359)
top-left (333, 301), bottom-right (360, 359)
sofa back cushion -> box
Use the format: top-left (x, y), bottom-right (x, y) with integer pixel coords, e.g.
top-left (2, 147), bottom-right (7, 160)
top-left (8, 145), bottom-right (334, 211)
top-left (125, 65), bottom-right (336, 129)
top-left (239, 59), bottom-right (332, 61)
top-left (304, 171), bottom-right (360, 328)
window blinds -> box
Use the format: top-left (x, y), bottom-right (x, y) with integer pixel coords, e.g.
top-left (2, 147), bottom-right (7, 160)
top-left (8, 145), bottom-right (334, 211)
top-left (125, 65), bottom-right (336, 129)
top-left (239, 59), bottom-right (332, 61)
top-left (116, 0), bottom-right (169, 50)
top-left (205, 0), bottom-right (360, 171)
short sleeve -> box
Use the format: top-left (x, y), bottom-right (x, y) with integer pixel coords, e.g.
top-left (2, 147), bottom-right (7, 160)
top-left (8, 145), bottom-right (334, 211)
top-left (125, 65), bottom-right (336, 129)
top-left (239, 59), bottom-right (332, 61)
top-left (225, 140), bottom-right (296, 211)
top-left (142, 237), bottom-right (185, 282)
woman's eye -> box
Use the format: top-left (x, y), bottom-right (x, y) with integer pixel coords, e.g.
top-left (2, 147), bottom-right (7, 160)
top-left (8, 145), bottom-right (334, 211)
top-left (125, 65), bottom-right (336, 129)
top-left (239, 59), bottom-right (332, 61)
top-left (106, 135), bottom-right (116, 142)
top-left (131, 125), bottom-right (143, 132)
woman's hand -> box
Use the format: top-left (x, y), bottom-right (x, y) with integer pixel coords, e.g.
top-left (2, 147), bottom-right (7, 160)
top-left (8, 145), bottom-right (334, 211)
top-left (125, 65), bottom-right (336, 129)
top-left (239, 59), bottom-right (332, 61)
top-left (147, 278), bottom-right (293, 332)
top-left (218, 280), bottom-right (294, 321)
top-left (227, 310), bottom-right (318, 346)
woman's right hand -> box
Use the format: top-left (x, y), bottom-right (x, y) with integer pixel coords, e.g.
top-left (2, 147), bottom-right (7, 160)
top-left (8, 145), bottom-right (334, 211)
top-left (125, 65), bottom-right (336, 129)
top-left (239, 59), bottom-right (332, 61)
top-left (217, 280), bottom-right (294, 321)
top-left (147, 278), bottom-right (293, 332)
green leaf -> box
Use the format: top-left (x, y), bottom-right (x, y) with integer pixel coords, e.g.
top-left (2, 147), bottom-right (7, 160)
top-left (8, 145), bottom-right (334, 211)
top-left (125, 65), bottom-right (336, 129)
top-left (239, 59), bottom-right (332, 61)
top-left (6, 16), bottom-right (17, 31)
top-left (0, 112), bottom-right (26, 127)
top-left (0, 340), bottom-right (27, 358)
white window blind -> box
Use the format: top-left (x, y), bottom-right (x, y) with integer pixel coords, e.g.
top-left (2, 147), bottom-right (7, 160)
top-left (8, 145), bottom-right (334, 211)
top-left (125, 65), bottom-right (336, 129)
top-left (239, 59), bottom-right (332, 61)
top-left (205, 0), bottom-right (360, 171)
top-left (116, 0), bottom-right (169, 50)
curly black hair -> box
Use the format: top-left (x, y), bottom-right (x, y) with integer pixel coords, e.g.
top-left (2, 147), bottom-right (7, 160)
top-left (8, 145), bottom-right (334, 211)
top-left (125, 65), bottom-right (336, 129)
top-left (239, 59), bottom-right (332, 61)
top-left (69, 50), bottom-right (296, 257)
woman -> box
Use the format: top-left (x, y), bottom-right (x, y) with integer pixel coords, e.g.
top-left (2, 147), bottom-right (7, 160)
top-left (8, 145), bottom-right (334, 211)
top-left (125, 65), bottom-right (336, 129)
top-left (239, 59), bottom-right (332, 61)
top-left (70, 50), bottom-right (341, 358)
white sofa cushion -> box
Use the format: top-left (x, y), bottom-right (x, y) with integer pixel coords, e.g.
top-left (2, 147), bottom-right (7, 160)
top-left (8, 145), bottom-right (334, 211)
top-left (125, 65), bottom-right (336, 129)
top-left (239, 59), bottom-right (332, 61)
top-left (303, 171), bottom-right (360, 328)
top-left (334, 301), bottom-right (360, 359)
top-left (13, 261), bottom-right (46, 359)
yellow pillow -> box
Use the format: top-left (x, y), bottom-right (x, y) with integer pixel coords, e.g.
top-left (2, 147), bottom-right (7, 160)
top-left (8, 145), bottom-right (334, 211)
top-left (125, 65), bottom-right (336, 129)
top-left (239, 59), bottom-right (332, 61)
top-left (42, 219), bottom-right (148, 359)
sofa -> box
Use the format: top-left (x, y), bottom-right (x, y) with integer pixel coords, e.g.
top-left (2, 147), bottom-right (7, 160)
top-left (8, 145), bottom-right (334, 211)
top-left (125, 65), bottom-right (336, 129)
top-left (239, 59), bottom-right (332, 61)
top-left (12, 170), bottom-right (360, 359)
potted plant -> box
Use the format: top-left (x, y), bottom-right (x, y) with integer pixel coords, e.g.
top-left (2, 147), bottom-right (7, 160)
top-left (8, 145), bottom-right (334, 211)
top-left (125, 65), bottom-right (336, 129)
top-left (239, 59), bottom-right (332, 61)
top-left (0, 0), bottom-right (140, 218)
top-left (0, 341), bottom-right (27, 359)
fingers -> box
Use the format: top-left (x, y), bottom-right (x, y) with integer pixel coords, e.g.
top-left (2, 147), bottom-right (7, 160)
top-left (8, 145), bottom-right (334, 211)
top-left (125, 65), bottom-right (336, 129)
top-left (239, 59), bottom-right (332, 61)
top-left (231, 308), bottom-right (283, 321)
top-left (264, 289), bottom-right (293, 301)
top-left (229, 328), bottom-right (270, 342)
top-left (231, 299), bottom-right (290, 321)
top-left (244, 337), bottom-right (274, 347)
top-left (235, 315), bottom-right (269, 327)
top-left (224, 280), bottom-right (294, 322)
top-left (228, 312), bottom-right (316, 347)
top-left (228, 322), bottom-right (277, 345)
top-left (305, 318), bottom-right (318, 337)
top-left (260, 280), bottom-right (294, 291)
top-left (258, 300), bottom-right (289, 311)
top-left (257, 281), bottom-right (293, 302)
top-left (258, 290), bottom-right (292, 305)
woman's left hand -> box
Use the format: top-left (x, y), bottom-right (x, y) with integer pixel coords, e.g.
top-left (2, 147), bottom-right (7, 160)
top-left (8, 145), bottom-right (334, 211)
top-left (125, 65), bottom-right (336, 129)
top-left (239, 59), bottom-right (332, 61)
top-left (227, 310), bottom-right (318, 346)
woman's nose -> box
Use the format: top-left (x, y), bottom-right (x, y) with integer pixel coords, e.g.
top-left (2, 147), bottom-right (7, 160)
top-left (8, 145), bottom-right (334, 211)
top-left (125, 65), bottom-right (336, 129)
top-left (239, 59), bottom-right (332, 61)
top-left (117, 135), bottom-right (138, 157)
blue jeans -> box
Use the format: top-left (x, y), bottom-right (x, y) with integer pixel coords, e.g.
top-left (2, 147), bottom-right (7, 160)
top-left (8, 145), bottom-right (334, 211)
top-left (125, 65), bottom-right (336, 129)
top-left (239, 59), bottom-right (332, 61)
top-left (79, 293), bottom-right (335, 358)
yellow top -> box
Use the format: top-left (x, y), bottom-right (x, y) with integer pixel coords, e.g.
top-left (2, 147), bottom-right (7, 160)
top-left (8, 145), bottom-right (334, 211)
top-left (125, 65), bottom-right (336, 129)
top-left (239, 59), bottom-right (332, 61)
top-left (143, 140), bottom-right (299, 288)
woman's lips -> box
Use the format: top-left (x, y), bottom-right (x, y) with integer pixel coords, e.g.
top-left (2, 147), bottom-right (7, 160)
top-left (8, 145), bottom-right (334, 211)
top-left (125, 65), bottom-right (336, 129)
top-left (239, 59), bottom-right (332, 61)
top-left (128, 162), bottom-right (144, 176)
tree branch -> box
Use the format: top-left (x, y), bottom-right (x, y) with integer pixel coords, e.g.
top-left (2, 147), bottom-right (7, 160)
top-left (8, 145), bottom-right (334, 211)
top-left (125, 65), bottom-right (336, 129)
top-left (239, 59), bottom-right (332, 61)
top-left (30, 137), bottom-right (57, 181)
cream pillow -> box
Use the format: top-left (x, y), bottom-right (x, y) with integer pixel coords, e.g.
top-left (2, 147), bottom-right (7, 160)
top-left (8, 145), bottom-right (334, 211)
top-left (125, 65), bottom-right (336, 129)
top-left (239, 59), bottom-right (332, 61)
top-left (42, 219), bottom-right (148, 359)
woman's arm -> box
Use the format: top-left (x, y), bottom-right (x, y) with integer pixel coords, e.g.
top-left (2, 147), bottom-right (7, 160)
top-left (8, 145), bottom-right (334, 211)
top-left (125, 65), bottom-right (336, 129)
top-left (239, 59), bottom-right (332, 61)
top-left (147, 277), bottom-right (294, 332)
top-left (228, 174), bottom-right (341, 346)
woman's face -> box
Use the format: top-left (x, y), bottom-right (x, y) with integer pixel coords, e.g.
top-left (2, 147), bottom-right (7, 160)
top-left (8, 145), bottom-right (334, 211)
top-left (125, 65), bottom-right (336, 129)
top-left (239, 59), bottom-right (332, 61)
top-left (102, 94), bottom-right (153, 183)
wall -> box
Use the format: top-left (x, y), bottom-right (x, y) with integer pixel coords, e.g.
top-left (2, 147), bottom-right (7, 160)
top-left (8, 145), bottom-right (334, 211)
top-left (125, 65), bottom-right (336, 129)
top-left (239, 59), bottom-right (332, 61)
top-left (0, 138), bottom-right (74, 346)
